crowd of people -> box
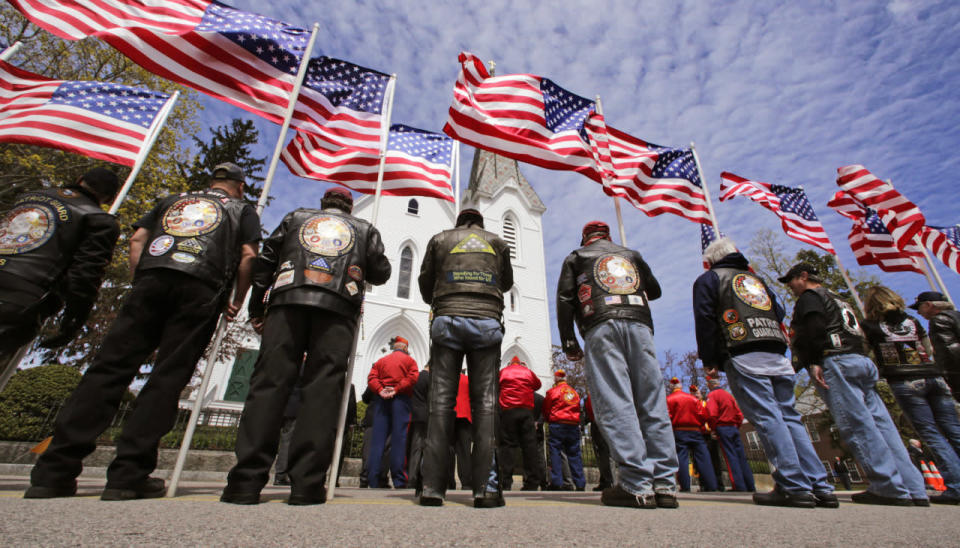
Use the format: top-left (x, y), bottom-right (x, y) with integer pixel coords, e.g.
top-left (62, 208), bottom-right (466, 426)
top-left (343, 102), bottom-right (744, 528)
top-left (2, 165), bottom-right (959, 509)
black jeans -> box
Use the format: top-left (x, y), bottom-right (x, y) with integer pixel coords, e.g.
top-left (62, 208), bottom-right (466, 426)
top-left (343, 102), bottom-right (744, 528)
top-left (499, 407), bottom-right (540, 489)
top-left (226, 305), bottom-right (354, 499)
top-left (31, 270), bottom-right (223, 488)
top-left (0, 297), bottom-right (44, 385)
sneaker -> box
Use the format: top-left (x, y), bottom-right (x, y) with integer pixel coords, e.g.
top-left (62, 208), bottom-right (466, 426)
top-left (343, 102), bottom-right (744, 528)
top-left (655, 492), bottom-right (679, 509)
top-left (913, 497), bottom-right (931, 507)
top-left (850, 491), bottom-right (913, 506)
top-left (220, 488), bottom-right (261, 505)
top-left (601, 485), bottom-right (657, 509)
top-left (474, 492), bottom-right (505, 508)
top-left (929, 493), bottom-right (960, 505)
top-left (752, 489), bottom-right (816, 508)
top-left (813, 492), bottom-right (840, 508)
top-left (101, 477), bottom-right (165, 501)
top-left (24, 483), bottom-right (77, 499)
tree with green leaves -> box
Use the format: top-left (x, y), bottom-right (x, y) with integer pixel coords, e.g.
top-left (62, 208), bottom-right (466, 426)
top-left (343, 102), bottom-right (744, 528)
top-left (178, 118), bottom-right (268, 205)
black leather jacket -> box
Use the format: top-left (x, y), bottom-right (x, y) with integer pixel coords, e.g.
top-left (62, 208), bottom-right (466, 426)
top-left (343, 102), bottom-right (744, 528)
top-left (930, 310), bottom-right (960, 376)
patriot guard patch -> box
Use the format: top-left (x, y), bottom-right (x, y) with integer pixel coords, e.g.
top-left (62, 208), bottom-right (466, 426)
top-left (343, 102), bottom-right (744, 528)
top-left (451, 233), bottom-right (495, 254)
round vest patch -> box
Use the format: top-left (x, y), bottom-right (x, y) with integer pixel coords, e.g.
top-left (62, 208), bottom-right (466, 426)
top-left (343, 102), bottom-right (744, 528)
top-left (593, 255), bottom-right (639, 295)
top-left (0, 204), bottom-right (57, 255)
top-left (148, 235), bottom-right (174, 256)
top-left (161, 197), bottom-right (223, 237)
top-left (731, 273), bottom-right (772, 311)
top-left (299, 215), bottom-right (355, 256)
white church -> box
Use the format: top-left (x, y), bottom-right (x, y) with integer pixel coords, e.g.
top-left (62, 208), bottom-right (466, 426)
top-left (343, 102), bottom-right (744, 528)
top-left (200, 149), bottom-right (553, 409)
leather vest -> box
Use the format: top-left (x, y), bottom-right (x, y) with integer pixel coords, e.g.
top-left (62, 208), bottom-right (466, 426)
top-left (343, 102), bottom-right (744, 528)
top-left (714, 268), bottom-right (787, 350)
top-left (0, 188), bottom-right (109, 289)
top-left (812, 287), bottom-right (866, 355)
top-left (265, 208), bottom-right (374, 318)
top-left (136, 189), bottom-right (249, 287)
top-left (430, 226), bottom-right (504, 318)
top-left (871, 316), bottom-right (941, 379)
top-left (569, 240), bottom-right (651, 334)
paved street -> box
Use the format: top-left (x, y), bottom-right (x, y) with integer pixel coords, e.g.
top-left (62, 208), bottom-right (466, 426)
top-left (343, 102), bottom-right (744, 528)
top-left (0, 475), bottom-right (957, 546)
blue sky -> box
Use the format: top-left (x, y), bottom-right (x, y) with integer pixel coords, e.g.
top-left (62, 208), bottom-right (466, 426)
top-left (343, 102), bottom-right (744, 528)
top-left (200, 0), bottom-right (960, 362)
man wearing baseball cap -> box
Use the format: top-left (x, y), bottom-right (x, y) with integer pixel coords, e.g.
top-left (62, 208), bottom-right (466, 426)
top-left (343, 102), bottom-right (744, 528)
top-left (912, 291), bottom-right (960, 400)
top-left (366, 335), bottom-right (419, 488)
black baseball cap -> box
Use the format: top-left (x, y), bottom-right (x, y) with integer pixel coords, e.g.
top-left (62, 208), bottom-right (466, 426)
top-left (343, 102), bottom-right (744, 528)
top-left (908, 291), bottom-right (947, 310)
top-left (211, 162), bottom-right (245, 183)
top-left (79, 167), bottom-right (120, 198)
top-left (778, 263), bottom-right (822, 284)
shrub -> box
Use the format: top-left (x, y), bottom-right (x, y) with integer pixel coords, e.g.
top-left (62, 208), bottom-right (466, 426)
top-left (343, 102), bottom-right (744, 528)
top-left (0, 364), bottom-right (81, 440)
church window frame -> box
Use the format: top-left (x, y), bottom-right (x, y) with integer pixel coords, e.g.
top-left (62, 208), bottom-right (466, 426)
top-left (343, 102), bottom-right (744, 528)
top-left (407, 198), bottom-right (419, 216)
top-left (397, 245), bottom-right (414, 300)
top-left (502, 212), bottom-right (520, 261)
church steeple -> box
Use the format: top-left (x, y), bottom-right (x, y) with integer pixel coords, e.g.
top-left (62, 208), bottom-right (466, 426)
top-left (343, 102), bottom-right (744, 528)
top-left (463, 149), bottom-right (546, 213)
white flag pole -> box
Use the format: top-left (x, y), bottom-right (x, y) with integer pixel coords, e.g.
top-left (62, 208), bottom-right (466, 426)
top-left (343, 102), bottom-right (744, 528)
top-left (916, 235), bottom-right (953, 302)
top-left (167, 23), bottom-right (322, 498)
top-left (109, 91), bottom-right (180, 215)
top-left (0, 41), bottom-right (23, 62)
top-left (592, 96), bottom-right (628, 246)
top-left (453, 140), bottom-right (461, 209)
top-left (370, 75), bottom-right (397, 225)
top-left (689, 142), bottom-right (721, 234)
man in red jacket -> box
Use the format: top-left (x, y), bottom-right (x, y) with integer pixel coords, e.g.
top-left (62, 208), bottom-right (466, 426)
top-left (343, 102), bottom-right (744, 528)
top-left (666, 377), bottom-right (718, 491)
top-left (451, 371), bottom-right (473, 489)
top-left (498, 356), bottom-right (543, 490)
top-left (367, 336), bottom-right (419, 488)
top-left (705, 376), bottom-right (755, 492)
top-left (543, 370), bottom-right (585, 490)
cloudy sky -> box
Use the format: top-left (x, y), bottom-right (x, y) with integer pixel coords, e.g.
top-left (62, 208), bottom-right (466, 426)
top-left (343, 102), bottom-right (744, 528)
top-left (199, 0), bottom-right (960, 362)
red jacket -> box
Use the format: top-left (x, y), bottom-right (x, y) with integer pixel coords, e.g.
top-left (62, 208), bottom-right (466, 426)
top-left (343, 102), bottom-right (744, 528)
top-left (367, 350), bottom-right (419, 396)
top-left (585, 395), bottom-right (595, 422)
top-left (455, 374), bottom-right (471, 422)
top-left (706, 387), bottom-right (744, 429)
top-left (499, 364), bottom-right (542, 409)
top-left (543, 381), bottom-right (580, 424)
top-left (666, 389), bottom-right (708, 430)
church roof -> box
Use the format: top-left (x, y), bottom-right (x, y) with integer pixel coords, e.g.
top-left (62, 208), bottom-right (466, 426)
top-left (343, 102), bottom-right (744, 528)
top-left (464, 148), bottom-right (546, 213)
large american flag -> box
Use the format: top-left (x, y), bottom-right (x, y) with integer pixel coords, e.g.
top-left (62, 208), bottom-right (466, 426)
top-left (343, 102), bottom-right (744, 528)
top-left (920, 224), bottom-right (960, 276)
top-left (0, 60), bottom-right (168, 166)
top-left (719, 172), bottom-right (834, 253)
top-left (827, 190), bottom-right (924, 274)
top-left (836, 164), bottom-right (925, 253)
top-left (9, 0), bottom-right (390, 151)
top-left (442, 52), bottom-right (598, 176)
top-left (282, 124), bottom-right (455, 202)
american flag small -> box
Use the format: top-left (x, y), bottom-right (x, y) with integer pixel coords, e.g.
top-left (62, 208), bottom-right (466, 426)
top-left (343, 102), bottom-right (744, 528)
top-left (827, 190), bottom-right (924, 274)
top-left (719, 172), bottom-right (834, 254)
top-left (0, 60), bottom-right (169, 166)
top-left (836, 165), bottom-right (925, 253)
top-left (920, 224), bottom-right (960, 276)
top-left (282, 124), bottom-right (455, 202)
top-left (9, 0), bottom-right (390, 151)
top-left (699, 223), bottom-right (725, 269)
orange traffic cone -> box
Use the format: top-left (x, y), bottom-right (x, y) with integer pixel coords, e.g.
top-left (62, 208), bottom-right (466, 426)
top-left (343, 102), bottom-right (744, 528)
top-left (30, 436), bottom-right (52, 454)
top-left (928, 461), bottom-right (948, 491)
top-left (920, 461), bottom-right (939, 491)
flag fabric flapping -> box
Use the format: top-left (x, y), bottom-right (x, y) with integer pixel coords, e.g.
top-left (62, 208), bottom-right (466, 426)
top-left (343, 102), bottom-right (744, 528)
top-left (920, 224), bottom-right (960, 276)
top-left (699, 223), bottom-right (726, 269)
top-left (836, 164), bottom-right (925, 252)
top-left (8, 0), bottom-right (390, 151)
top-left (282, 124), bottom-right (455, 202)
top-left (719, 172), bottom-right (834, 253)
top-left (827, 191), bottom-right (924, 274)
top-left (0, 60), bottom-right (169, 166)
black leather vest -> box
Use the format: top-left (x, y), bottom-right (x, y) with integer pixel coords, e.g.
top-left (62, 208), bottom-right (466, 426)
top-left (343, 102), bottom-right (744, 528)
top-left (812, 287), bottom-right (867, 355)
top-left (714, 268), bottom-right (788, 349)
top-left (265, 208), bottom-right (374, 317)
top-left (136, 189), bottom-right (249, 287)
top-left (0, 188), bottom-right (109, 289)
top-left (432, 226), bottom-right (504, 303)
top-left (569, 241), bottom-right (651, 334)
top-left (870, 316), bottom-right (941, 379)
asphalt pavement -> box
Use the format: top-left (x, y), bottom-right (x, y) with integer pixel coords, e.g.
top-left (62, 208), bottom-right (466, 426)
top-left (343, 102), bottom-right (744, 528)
top-left (0, 475), bottom-right (957, 546)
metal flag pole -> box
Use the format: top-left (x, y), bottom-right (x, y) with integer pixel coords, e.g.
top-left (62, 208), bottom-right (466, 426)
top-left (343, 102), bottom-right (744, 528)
top-left (326, 74), bottom-right (397, 502)
top-left (109, 91), bottom-right (180, 215)
top-left (916, 235), bottom-right (954, 302)
top-left (0, 41), bottom-right (23, 61)
top-left (0, 344), bottom-right (29, 393)
top-left (593, 96), bottom-right (628, 246)
top-left (801, 187), bottom-right (866, 316)
top-left (167, 23), bottom-right (322, 498)
top-left (689, 142), bottom-right (721, 233)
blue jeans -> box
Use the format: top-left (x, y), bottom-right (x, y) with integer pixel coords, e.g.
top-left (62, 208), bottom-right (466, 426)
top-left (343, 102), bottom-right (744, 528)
top-left (367, 394), bottom-right (411, 488)
top-left (547, 423), bottom-right (585, 488)
top-left (582, 320), bottom-right (678, 496)
top-left (674, 430), bottom-right (718, 491)
top-left (818, 354), bottom-right (925, 499)
top-left (890, 376), bottom-right (960, 496)
top-left (715, 424), bottom-right (755, 491)
top-left (725, 363), bottom-right (832, 495)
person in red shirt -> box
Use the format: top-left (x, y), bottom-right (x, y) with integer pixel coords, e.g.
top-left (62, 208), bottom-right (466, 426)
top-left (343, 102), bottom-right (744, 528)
top-left (498, 356), bottom-right (543, 490)
top-left (366, 336), bottom-right (419, 488)
top-left (705, 376), bottom-right (755, 492)
top-left (666, 377), bottom-right (718, 492)
top-left (451, 371), bottom-right (472, 489)
top-left (543, 370), bottom-right (585, 490)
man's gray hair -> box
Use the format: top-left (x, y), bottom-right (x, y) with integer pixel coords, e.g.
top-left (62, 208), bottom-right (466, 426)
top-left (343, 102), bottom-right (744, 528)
top-left (703, 237), bottom-right (738, 267)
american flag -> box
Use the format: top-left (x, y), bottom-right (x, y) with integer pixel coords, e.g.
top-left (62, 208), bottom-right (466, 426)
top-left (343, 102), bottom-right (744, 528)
top-left (920, 224), bottom-right (960, 276)
top-left (836, 165), bottom-right (925, 253)
top-left (442, 52), bottom-right (599, 176)
top-left (9, 0), bottom-right (390, 151)
top-left (0, 60), bottom-right (168, 166)
top-left (719, 172), bottom-right (834, 254)
top-left (827, 190), bottom-right (924, 274)
top-left (700, 223), bottom-right (725, 269)
top-left (583, 117), bottom-right (711, 224)
top-left (282, 124), bottom-right (455, 202)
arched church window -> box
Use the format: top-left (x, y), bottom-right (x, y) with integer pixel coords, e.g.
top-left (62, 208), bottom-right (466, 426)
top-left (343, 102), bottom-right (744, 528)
top-left (510, 289), bottom-right (519, 313)
top-left (397, 246), bottom-right (413, 299)
top-left (502, 215), bottom-right (519, 260)
top-left (407, 198), bottom-right (419, 215)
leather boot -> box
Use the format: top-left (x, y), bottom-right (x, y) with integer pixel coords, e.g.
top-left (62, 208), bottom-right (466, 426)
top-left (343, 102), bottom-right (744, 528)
top-left (466, 345), bottom-right (501, 498)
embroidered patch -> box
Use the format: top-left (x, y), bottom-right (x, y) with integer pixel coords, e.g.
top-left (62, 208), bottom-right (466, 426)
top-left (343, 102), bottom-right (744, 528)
top-left (299, 215), bottom-right (355, 256)
top-left (578, 284), bottom-right (591, 303)
top-left (728, 322), bottom-right (747, 341)
top-left (0, 258), bottom-right (6, 266)
top-left (348, 265), bottom-right (363, 281)
top-left (308, 257), bottom-right (332, 272)
top-left (304, 270), bottom-right (333, 284)
top-left (171, 252), bottom-right (196, 264)
top-left (346, 281), bottom-right (359, 296)
top-left (148, 235), bottom-right (174, 256)
top-left (176, 238), bottom-right (203, 254)
top-left (723, 308), bottom-right (739, 324)
top-left (274, 269), bottom-right (294, 288)
top-left (57, 188), bottom-right (76, 198)
top-left (576, 273), bottom-right (588, 285)
top-left (161, 197), bottom-right (223, 237)
top-left (562, 390), bottom-right (576, 402)
top-left (604, 295), bottom-right (622, 305)
top-left (280, 260), bottom-right (294, 270)
top-left (0, 204), bottom-right (57, 255)
top-left (450, 233), bottom-right (495, 254)
top-left (446, 271), bottom-right (496, 284)
top-left (593, 255), bottom-right (639, 295)
top-left (582, 303), bottom-right (595, 317)
top-left (731, 273), bottom-right (771, 311)
top-left (627, 294), bottom-right (645, 306)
